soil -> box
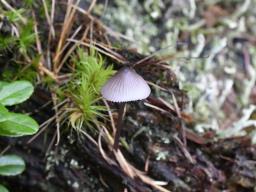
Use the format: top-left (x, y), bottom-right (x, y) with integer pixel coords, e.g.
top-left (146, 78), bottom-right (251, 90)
top-left (0, 1), bottom-right (256, 192)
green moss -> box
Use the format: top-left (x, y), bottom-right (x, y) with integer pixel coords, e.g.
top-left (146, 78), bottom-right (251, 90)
top-left (18, 21), bottom-right (35, 55)
top-left (67, 48), bottom-right (115, 131)
top-left (0, 36), bottom-right (17, 51)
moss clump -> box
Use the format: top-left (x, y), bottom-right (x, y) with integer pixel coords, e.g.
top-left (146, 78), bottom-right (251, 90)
top-left (67, 48), bottom-right (115, 131)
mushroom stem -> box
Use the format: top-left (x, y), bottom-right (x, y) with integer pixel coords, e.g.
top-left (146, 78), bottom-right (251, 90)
top-left (113, 103), bottom-right (126, 150)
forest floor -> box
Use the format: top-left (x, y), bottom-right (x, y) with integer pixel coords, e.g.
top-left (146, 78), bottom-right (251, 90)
top-left (0, 0), bottom-right (256, 192)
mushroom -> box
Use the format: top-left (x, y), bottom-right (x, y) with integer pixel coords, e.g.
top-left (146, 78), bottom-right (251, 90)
top-left (101, 67), bottom-right (151, 150)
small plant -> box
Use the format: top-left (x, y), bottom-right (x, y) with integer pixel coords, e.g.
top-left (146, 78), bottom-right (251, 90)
top-left (0, 184), bottom-right (9, 192)
top-left (0, 154), bottom-right (25, 192)
top-left (0, 80), bottom-right (39, 190)
top-left (67, 48), bottom-right (115, 131)
top-left (0, 9), bottom-right (37, 82)
top-left (0, 9), bottom-right (35, 52)
top-left (0, 81), bottom-right (38, 136)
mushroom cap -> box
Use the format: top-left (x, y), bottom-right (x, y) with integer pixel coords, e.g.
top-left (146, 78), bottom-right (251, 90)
top-left (101, 67), bottom-right (151, 102)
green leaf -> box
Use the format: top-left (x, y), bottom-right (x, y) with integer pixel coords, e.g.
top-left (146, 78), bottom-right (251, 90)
top-left (0, 113), bottom-right (39, 137)
top-left (0, 105), bottom-right (9, 123)
top-left (0, 184), bottom-right (9, 192)
top-left (0, 155), bottom-right (25, 176)
top-left (0, 82), bottom-right (8, 91)
top-left (0, 81), bottom-right (34, 106)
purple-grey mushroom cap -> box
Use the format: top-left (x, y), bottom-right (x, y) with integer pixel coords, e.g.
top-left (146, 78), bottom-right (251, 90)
top-left (101, 67), bottom-right (151, 102)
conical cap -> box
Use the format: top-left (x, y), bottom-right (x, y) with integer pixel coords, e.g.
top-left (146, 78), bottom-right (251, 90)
top-left (101, 67), bottom-right (151, 102)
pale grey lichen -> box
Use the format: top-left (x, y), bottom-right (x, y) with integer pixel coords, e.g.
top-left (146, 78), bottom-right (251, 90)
top-left (96, 0), bottom-right (256, 142)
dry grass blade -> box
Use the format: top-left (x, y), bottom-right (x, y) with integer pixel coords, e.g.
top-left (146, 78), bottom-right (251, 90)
top-left (81, 125), bottom-right (171, 191)
top-left (50, 0), bottom-right (56, 35)
top-left (88, 0), bottom-right (97, 13)
top-left (33, 12), bottom-right (46, 68)
top-left (134, 172), bottom-right (170, 192)
top-left (27, 99), bottom-right (68, 144)
top-left (33, 12), bottom-right (58, 81)
top-left (148, 82), bottom-right (168, 92)
top-left (113, 149), bottom-right (171, 192)
top-left (144, 155), bottom-right (150, 172)
top-left (171, 93), bottom-right (181, 118)
top-left (80, 129), bottom-right (98, 146)
top-left (133, 43), bottom-right (181, 67)
top-left (100, 125), bottom-right (115, 148)
top-left (27, 116), bottom-right (56, 144)
top-left (173, 135), bottom-right (195, 164)
top-left (40, 66), bottom-right (59, 81)
top-left (0, 0), bottom-right (26, 24)
top-left (58, 25), bottom-right (82, 56)
top-left (46, 130), bottom-right (58, 155)
top-left (67, 38), bottom-right (125, 63)
top-left (52, 92), bottom-right (61, 146)
top-left (85, 39), bottom-right (125, 62)
top-left (53, 0), bottom-right (80, 71)
top-left (42, 0), bottom-right (55, 38)
top-left (99, 123), bottom-right (172, 192)
top-left (114, 150), bottom-right (136, 178)
top-left (33, 12), bottom-right (44, 58)
top-left (98, 128), bottom-right (117, 165)
top-left (0, 145), bottom-right (11, 156)
top-left (171, 92), bottom-right (187, 145)
top-left (56, 25), bottom-right (83, 72)
top-left (71, 3), bottom-right (134, 42)
top-left (144, 102), bottom-right (169, 114)
top-left (159, 98), bottom-right (175, 112)
top-left (102, 98), bottom-right (116, 134)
